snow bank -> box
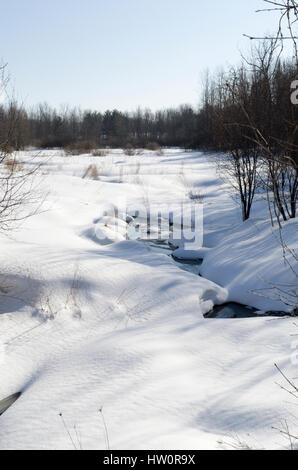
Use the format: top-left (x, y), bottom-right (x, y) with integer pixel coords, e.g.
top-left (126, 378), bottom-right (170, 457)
top-left (0, 149), bottom-right (296, 450)
top-left (201, 218), bottom-right (298, 312)
top-left (173, 247), bottom-right (211, 260)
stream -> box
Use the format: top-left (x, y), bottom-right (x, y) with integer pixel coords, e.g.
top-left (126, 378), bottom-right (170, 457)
top-left (127, 219), bottom-right (295, 319)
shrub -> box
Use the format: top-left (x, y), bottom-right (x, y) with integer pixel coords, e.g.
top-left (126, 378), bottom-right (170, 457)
top-left (92, 149), bottom-right (107, 157)
top-left (0, 143), bottom-right (15, 154)
top-left (123, 144), bottom-right (136, 156)
top-left (5, 158), bottom-right (24, 173)
top-left (146, 142), bottom-right (160, 151)
top-left (65, 141), bottom-right (97, 156)
top-left (82, 164), bottom-right (99, 180)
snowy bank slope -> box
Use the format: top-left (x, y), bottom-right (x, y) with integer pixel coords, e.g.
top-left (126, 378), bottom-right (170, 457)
top-left (0, 149), bottom-right (297, 450)
top-left (201, 218), bottom-right (298, 313)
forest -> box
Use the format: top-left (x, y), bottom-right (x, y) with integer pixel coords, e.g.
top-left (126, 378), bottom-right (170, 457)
top-left (1, 45), bottom-right (297, 156)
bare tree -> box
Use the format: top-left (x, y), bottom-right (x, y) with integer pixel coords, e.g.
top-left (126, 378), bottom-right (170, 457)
top-left (0, 66), bottom-right (41, 232)
top-left (202, 66), bottom-right (261, 221)
top-left (243, 41), bottom-right (297, 223)
top-left (273, 362), bottom-right (298, 449)
top-left (244, 0), bottom-right (298, 66)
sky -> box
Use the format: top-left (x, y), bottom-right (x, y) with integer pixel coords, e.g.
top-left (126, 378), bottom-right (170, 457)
top-left (0, 0), bottom-right (293, 112)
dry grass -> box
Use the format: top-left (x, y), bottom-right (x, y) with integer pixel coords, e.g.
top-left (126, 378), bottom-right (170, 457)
top-left (82, 164), bottom-right (99, 180)
top-left (5, 158), bottom-right (24, 173)
top-left (37, 295), bottom-right (56, 320)
top-left (146, 142), bottom-right (160, 151)
top-left (118, 165), bottom-right (124, 183)
top-left (65, 141), bottom-right (97, 156)
top-left (92, 149), bottom-right (108, 157)
top-left (65, 267), bottom-right (82, 319)
top-left (135, 162), bottom-right (141, 175)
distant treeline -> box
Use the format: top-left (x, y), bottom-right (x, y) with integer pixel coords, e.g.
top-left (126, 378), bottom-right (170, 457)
top-left (0, 103), bottom-right (199, 151)
top-left (0, 52), bottom-right (297, 159)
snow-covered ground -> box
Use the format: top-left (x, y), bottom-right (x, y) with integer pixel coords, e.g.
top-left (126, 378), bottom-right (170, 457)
top-left (0, 148), bottom-right (297, 450)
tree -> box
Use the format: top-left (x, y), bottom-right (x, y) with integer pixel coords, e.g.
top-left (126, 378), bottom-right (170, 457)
top-left (244, 0), bottom-right (298, 66)
top-left (0, 65), bottom-right (40, 232)
top-left (243, 2), bottom-right (298, 223)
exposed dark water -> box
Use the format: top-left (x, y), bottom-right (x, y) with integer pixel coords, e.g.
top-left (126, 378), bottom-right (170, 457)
top-left (172, 256), bottom-right (202, 276)
top-left (0, 392), bottom-right (21, 417)
top-left (204, 303), bottom-right (294, 318)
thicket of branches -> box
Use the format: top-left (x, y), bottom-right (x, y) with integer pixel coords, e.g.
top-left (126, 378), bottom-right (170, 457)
top-left (197, 0), bottom-right (298, 222)
top-left (199, 46), bottom-right (297, 221)
top-left (0, 66), bottom-right (40, 232)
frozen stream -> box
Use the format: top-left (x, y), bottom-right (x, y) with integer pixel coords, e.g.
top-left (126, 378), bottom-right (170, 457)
top-left (127, 219), bottom-right (295, 319)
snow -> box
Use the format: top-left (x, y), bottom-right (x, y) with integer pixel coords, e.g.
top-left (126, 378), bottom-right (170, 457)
top-left (173, 247), bottom-right (211, 260)
top-left (201, 218), bottom-right (298, 312)
top-left (0, 148), bottom-right (297, 450)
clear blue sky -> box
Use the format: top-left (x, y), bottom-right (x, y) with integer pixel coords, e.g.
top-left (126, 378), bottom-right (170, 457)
top-left (0, 0), bottom-right (288, 111)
